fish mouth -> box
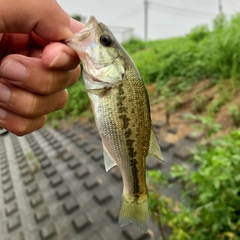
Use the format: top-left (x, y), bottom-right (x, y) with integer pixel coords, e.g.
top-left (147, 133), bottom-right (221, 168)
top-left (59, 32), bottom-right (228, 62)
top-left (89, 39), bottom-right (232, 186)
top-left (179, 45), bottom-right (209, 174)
top-left (65, 16), bottom-right (98, 45)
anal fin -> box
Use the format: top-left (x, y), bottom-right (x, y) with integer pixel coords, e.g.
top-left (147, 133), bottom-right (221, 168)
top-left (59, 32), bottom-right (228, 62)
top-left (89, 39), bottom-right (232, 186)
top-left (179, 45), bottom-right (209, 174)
top-left (103, 144), bottom-right (117, 171)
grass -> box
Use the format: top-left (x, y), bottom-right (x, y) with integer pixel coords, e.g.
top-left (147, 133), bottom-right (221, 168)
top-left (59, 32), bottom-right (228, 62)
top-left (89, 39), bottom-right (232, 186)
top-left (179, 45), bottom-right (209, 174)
top-left (123, 13), bottom-right (240, 91)
top-left (148, 129), bottom-right (240, 240)
top-left (47, 77), bottom-right (90, 122)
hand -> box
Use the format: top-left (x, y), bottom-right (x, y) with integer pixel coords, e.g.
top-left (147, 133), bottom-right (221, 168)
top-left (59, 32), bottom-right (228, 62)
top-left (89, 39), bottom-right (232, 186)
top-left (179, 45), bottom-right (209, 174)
top-left (0, 0), bottom-right (84, 135)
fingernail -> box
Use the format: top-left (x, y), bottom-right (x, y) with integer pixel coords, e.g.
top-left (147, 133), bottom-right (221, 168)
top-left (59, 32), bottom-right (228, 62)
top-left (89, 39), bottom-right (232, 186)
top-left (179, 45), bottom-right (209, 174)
top-left (0, 59), bottom-right (26, 81)
top-left (0, 83), bottom-right (11, 103)
top-left (50, 51), bottom-right (71, 68)
top-left (0, 108), bottom-right (7, 120)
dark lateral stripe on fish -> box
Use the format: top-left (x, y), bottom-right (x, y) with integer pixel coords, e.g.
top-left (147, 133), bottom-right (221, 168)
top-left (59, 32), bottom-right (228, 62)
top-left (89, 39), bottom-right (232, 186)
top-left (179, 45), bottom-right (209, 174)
top-left (130, 158), bottom-right (140, 194)
top-left (117, 83), bottom-right (141, 195)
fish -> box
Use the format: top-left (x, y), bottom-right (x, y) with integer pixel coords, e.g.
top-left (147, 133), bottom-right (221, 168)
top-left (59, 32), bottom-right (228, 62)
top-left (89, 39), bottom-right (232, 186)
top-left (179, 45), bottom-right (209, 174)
top-left (65, 16), bottom-right (164, 232)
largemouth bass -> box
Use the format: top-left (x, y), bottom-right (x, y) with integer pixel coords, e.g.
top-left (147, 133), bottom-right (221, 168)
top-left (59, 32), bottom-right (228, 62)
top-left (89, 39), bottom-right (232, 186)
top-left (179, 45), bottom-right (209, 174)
top-left (65, 16), bottom-right (164, 232)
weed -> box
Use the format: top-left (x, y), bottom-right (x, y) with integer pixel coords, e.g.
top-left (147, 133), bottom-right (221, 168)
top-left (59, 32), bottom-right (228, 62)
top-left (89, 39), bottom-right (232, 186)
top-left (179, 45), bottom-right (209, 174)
top-left (26, 150), bottom-right (41, 173)
top-left (196, 79), bottom-right (217, 93)
top-left (122, 38), bottom-right (146, 54)
top-left (188, 24), bottom-right (210, 42)
top-left (207, 95), bottom-right (229, 115)
top-left (129, 13), bottom-right (240, 94)
top-left (51, 120), bottom-right (59, 129)
top-left (148, 130), bottom-right (240, 240)
top-left (165, 97), bottom-right (182, 125)
top-left (184, 113), bottom-right (221, 137)
top-left (228, 104), bottom-right (240, 127)
top-left (191, 95), bottom-right (209, 113)
top-left (147, 170), bottom-right (173, 239)
top-left (47, 78), bottom-right (89, 121)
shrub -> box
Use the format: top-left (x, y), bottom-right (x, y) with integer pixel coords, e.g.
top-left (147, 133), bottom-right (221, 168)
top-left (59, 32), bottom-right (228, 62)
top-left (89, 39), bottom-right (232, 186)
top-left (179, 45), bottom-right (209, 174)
top-left (188, 24), bottom-right (210, 42)
top-left (47, 78), bottom-right (89, 121)
top-left (122, 38), bottom-right (146, 54)
top-left (191, 95), bottom-right (209, 113)
top-left (129, 13), bottom-right (240, 95)
top-left (148, 130), bottom-right (240, 240)
top-left (184, 114), bottom-right (221, 137)
top-left (228, 104), bottom-right (240, 127)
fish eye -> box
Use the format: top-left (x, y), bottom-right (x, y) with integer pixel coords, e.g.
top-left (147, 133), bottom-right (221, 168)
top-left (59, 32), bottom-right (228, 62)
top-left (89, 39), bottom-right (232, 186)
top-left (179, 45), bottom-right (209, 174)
top-left (100, 35), bottom-right (112, 47)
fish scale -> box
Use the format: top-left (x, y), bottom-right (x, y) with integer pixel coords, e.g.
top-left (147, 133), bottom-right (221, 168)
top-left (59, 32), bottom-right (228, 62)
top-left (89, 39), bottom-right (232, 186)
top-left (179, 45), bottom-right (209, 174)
top-left (65, 16), bottom-right (164, 232)
top-left (97, 78), bottom-right (150, 196)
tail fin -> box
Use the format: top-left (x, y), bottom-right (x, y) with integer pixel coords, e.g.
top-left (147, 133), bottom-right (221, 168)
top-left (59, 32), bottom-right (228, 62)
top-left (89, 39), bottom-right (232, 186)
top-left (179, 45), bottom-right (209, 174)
top-left (119, 194), bottom-right (149, 232)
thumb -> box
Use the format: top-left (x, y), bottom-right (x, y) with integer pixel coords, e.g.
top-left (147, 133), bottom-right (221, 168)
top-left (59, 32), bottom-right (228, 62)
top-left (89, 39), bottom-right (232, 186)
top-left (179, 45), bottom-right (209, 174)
top-left (0, 0), bottom-right (83, 41)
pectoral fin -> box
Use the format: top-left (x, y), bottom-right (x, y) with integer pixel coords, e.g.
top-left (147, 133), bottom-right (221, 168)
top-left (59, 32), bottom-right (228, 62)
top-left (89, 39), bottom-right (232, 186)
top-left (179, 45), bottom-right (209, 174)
top-left (103, 144), bottom-right (117, 171)
top-left (86, 88), bottom-right (104, 96)
top-left (148, 128), bottom-right (164, 162)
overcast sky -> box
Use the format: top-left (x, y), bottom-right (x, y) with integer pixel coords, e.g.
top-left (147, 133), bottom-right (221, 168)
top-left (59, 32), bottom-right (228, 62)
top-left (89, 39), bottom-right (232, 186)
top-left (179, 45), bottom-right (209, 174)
top-left (57, 0), bottom-right (240, 40)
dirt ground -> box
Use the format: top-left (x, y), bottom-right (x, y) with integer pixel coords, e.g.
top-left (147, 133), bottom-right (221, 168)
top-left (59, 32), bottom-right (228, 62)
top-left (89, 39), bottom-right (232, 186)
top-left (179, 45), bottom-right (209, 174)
top-left (149, 79), bottom-right (240, 142)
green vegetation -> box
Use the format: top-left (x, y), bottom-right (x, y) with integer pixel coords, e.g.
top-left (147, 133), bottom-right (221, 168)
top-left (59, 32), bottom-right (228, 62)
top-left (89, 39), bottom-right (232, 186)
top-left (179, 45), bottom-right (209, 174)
top-left (191, 95), bottom-right (209, 113)
top-left (125, 13), bottom-right (240, 126)
top-left (26, 150), bottom-right (41, 173)
top-left (47, 78), bottom-right (90, 122)
top-left (184, 113), bottom-right (222, 137)
top-left (123, 14), bottom-right (240, 88)
top-left (228, 104), bottom-right (240, 127)
top-left (147, 129), bottom-right (240, 240)
top-left (71, 14), bottom-right (82, 22)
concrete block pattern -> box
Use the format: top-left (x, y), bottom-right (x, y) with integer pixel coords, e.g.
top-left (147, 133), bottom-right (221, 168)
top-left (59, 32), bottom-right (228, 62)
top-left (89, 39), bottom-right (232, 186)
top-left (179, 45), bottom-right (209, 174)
top-left (0, 119), bottom-right (198, 239)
